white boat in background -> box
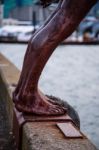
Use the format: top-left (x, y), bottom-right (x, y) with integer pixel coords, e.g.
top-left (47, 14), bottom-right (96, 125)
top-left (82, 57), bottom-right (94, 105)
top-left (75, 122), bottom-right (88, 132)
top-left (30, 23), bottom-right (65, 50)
top-left (0, 24), bottom-right (39, 42)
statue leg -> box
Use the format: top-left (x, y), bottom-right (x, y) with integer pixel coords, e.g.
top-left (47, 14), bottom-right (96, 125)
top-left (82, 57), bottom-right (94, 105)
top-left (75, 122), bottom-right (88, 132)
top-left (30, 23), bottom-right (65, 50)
top-left (13, 0), bottom-right (97, 115)
top-left (13, 0), bottom-right (62, 96)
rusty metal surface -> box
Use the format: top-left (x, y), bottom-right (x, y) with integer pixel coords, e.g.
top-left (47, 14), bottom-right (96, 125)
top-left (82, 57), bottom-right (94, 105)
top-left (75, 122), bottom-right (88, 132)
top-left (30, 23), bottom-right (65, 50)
top-left (13, 108), bottom-right (26, 150)
top-left (23, 113), bottom-right (71, 122)
top-left (57, 122), bottom-right (84, 139)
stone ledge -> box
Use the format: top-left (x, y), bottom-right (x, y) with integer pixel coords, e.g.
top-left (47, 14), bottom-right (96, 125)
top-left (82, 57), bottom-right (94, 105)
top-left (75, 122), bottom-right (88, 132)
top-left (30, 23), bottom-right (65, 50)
top-left (0, 53), bottom-right (98, 150)
top-left (22, 122), bottom-right (97, 150)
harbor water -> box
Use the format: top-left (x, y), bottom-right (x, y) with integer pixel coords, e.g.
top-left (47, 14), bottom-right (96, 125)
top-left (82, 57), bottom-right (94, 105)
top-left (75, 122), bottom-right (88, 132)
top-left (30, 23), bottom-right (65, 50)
top-left (0, 44), bottom-right (99, 149)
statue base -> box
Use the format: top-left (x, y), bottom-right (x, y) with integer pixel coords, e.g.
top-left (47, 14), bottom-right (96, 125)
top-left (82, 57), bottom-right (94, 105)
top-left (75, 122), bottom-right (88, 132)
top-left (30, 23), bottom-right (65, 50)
top-left (13, 107), bottom-right (83, 150)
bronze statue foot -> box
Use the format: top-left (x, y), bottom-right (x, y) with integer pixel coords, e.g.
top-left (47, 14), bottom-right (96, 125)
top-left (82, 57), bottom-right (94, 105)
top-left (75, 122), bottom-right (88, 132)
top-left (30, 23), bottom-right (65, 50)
top-left (13, 0), bottom-right (97, 117)
top-left (13, 91), bottom-right (66, 115)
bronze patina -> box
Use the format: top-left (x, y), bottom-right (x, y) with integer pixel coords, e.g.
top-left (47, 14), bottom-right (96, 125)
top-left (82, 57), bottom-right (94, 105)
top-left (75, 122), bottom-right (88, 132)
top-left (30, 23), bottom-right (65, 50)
top-left (13, 0), bottom-right (97, 115)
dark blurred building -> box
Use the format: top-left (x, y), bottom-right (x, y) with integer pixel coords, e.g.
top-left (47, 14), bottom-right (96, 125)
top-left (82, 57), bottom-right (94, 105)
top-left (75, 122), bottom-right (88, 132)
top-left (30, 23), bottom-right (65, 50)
top-left (3, 0), bottom-right (99, 22)
top-left (0, 0), bottom-right (4, 26)
top-left (4, 0), bottom-right (34, 21)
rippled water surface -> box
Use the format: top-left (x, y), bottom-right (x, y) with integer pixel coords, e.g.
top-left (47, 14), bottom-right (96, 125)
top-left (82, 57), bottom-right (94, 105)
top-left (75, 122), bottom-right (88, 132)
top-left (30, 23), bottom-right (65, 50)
top-left (0, 44), bottom-right (99, 149)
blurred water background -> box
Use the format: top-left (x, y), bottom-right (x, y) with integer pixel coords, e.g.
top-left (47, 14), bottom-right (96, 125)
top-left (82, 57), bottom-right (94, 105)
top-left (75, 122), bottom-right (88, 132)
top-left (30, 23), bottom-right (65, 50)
top-left (0, 44), bottom-right (99, 149)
